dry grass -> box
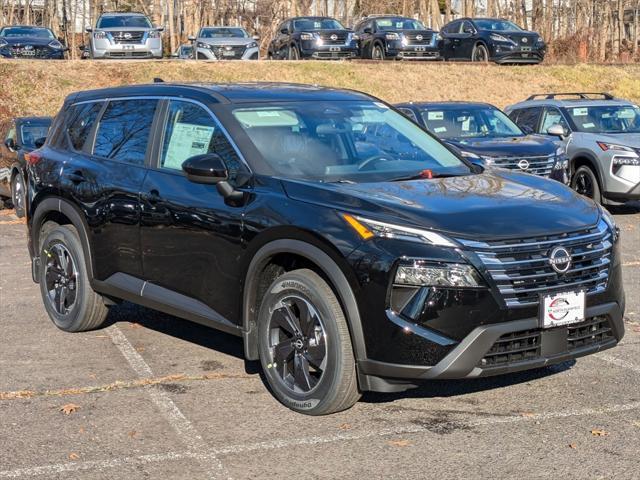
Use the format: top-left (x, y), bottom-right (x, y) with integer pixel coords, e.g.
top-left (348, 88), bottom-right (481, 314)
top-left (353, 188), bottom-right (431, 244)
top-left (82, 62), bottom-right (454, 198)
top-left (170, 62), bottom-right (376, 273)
top-left (0, 60), bottom-right (639, 123)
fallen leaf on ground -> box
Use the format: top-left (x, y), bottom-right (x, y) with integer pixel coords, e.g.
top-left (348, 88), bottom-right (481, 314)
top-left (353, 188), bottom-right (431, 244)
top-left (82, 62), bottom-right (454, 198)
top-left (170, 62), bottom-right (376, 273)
top-left (520, 412), bottom-right (536, 417)
top-left (128, 323), bottom-right (142, 329)
top-left (388, 439), bottom-right (411, 447)
top-left (568, 443), bottom-right (577, 449)
top-left (134, 344), bottom-right (145, 352)
top-left (591, 429), bottom-right (609, 436)
top-left (338, 423), bottom-right (351, 430)
top-left (60, 403), bottom-right (80, 415)
top-left (68, 452), bottom-right (79, 460)
top-left (128, 430), bottom-right (137, 438)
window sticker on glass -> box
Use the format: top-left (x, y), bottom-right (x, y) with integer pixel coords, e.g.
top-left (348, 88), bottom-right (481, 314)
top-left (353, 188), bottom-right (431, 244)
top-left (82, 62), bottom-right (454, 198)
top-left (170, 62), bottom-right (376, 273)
top-left (462, 118), bottom-right (471, 131)
top-left (572, 108), bottom-right (588, 117)
top-left (428, 111), bottom-right (444, 121)
top-left (581, 122), bottom-right (595, 129)
top-left (618, 109), bottom-right (636, 119)
top-left (164, 123), bottom-right (214, 170)
top-left (314, 22), bottom-right (321, 29)
top-left (434, 126), bottom-right (447, 133)
top-left (233, 109), bottom-right (299, 127)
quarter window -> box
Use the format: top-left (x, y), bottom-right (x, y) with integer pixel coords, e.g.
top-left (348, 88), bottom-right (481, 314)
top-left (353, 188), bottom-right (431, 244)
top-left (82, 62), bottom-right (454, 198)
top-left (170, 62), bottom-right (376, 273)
top-left (67, 102), bottom-right (103, 151)
top-left (160, 100), bottom-right (242, 179)
top-left (93, 99), bottom-right (157, 165)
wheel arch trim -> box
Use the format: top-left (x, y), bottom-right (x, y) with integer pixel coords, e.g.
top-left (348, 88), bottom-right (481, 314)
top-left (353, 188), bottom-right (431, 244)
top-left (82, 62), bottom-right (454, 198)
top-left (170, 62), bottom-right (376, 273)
top-left (242, 239), bottom-right (366, 362)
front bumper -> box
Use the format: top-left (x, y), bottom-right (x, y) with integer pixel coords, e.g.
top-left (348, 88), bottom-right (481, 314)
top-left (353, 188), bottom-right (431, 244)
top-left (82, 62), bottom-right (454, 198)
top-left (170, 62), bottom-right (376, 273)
top-left (386, 42), bottom-right (440, 60)
top-left (358, 301), bottom-right (624, 391)
top-left (0, 47), bottom-right (65, 59)
top-left (492, 46), bottom-right (545, 64)
top-left (91, 37), bottom-right (163, 59)
top-left (300, 42), bottom-right (358, 59)
top-left (195, 45), bottom-right (259, 60)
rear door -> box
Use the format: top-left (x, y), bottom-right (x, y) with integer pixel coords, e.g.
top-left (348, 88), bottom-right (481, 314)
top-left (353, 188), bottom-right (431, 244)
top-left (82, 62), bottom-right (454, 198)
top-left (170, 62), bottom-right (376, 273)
top-left (442, 21), bottom-right (462, 59)
top-left (458, 21), bottom-right (477, 59)
top-left (61, 98), bottom-right (158, 281)
top-left (139, 98), bottom-right (248, 323)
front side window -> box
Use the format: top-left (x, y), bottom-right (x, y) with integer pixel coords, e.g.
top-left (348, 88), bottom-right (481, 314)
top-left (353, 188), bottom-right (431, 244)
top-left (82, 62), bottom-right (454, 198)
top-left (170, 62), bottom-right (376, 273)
top-left (418, 106), bottom-right (523, 139)
top-left (474, 19), bottom-right (523, 31)
top-left (67, 102), bottom-right (103, 151)
top-left (232, 101), bottom-right (470, 183)
top-left (199, 28), bottom-right (248, 38)
top-left (93, 99), bottom-right (157, 165)
top-left (0, 27), bottom-right (55, 38)
top-left (562, 104), bottom-right (640, 134)
top-left (293, 18), bottom-right (345, 31)
top-left (160, 100), bottom-right (243, 178)
top-left (97, 15), bottom-right (152, 29)
top-left (540, 108), bottom-right (569, 134)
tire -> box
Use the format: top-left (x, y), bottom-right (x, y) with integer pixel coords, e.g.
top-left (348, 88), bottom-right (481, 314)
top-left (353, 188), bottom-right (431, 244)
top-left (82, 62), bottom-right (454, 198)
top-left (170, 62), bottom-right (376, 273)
top-left (571, 165), bottom-right (602, 204)
top-left (288, 44), bottom-right (300, 60)
top-left (472, 43), bottom-right (489, 62)
top-left (372, 43), bottom-right (385, 60)
top-left (39, 225), bottom-right (108, 332)
top-left (257, 269), bottom-right (360, 415)
top-left (10, 171), bottom-right (25, 218)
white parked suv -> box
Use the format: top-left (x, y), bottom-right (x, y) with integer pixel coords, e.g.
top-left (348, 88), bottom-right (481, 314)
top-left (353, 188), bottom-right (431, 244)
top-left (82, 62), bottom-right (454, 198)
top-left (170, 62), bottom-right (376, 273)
top-left (189, 26), bottom-right (259, 60)
top-left (506, 93), bottom-right (640, 206)
top-left (87, 12), bottom-right (163, 59)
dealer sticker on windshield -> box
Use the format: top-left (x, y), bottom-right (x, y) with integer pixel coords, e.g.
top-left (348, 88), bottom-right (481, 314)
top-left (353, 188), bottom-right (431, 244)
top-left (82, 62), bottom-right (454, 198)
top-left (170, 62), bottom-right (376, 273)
top-left (541, 291), bottom-right (585, 328)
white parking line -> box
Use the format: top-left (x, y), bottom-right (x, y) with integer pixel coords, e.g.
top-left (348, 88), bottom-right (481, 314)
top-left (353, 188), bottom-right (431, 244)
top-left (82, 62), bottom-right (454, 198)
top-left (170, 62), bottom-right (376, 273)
top-left (595, 352), bottom-right (640, 374)
top-left (2, 400), bottom-right (639, 478)
top-left (106, 326), bottom-right (231, 480)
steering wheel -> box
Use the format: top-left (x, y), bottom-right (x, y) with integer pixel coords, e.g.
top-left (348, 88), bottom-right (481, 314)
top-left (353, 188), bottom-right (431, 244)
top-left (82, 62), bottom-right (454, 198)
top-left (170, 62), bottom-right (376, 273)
top-left (357, 154), bottom-right (392, 171)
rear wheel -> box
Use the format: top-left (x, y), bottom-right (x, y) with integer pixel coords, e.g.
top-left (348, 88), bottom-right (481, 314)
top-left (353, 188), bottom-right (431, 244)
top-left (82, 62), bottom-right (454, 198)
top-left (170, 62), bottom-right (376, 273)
top-left (472, 44), bottom-right (489, 62)
top-left (257, 269), bottom-right (360, 415)
top-left (39, 225), bottom-right (108, 332)
top-left (572, 165), bottom-right (602, 204)
top-left (10, 171), bottom-right (25, 218)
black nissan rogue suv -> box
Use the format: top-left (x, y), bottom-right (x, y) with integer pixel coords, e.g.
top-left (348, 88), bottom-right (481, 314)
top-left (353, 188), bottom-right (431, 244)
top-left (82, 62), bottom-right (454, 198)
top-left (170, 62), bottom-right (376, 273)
top-left (26, 82), bottom-right (625, 415)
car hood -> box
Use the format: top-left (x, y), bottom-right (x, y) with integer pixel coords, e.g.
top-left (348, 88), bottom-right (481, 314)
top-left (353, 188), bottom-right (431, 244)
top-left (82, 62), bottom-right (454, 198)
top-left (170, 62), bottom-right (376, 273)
top-left (1, 36), bottom-right (55, 47)
top-left (281, 170), bottom-right (599, 240)
top-left (579, 132), bottom-right (640, 148)
top-left (445, 135), bottom-right (556, 157)
top-left (197, 37), bottom-right (255, 46)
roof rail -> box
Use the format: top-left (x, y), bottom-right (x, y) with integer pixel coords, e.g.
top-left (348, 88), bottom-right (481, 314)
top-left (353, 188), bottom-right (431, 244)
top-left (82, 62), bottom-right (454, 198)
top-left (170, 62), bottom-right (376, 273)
top-left (525, 92), bottom-right (615, 101)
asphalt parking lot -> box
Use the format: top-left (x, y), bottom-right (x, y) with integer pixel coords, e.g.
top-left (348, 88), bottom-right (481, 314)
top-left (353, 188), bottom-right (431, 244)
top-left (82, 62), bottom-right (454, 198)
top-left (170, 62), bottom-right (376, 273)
top-left (1, 204), bottom-right (639, 480)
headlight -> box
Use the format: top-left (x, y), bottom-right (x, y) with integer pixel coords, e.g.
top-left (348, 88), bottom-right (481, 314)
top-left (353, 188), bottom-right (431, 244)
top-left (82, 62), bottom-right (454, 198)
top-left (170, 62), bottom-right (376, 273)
top-left (599, 206), bottom-right (619, 242)
top-left (395, 262), bottom-right (484, 288)
top-left (459, 150), bottom-right (481, 159)
top-left (300, 32), bottom-right (315, 41)
top-left (247, 41), bottom-right (258, 49)
top-left (435, 33), bottom-right (442, 41)
top-left (537, 36), bottom-right (545, 44)
top-left (148, 30), bottom-right (162, 39)
top-left (0, 39), bottom-right (9, 48)
top-left (93, 31), bottom-right (107, 39)
top-left (342, 214), bottom-right (458, 247)
top-left (385, 32), bottom-right (400, 41)
top-left (490, 33), bottom-right (515, 44)
top-left (197, 42), bottom-right (211, 49)
top-left (597, 142), bottom-right (636, 153)
top-left (48, 40), bottom-right (63, 49)
top-left (351, 33), bottom-right (359, 41)
top-left (612, 157), bottom-right (640, 166)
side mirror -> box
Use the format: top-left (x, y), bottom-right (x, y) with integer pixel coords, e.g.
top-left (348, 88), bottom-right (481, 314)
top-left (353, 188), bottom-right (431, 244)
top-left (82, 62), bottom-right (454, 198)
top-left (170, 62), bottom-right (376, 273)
top-left (182, 154), bottom-right (228, 184)
top-left (547, 123), bottom-right (567, 139)
top-left (363, 27), bottom-right (372, 34)
top-left (4, 138), bottom-right (16, 151)
top-left (155, 26), bottom-right (165, 32)
top-left (34, 137), bottom-right (46, 148)
top-left (280, 27), bottom-right (289, 35)
top-left (188, 35), bottom-right (196, 41)
top-left (252, 35), bottom-right (260, 41)
top-left (85, 27), bottom-right (92, 33)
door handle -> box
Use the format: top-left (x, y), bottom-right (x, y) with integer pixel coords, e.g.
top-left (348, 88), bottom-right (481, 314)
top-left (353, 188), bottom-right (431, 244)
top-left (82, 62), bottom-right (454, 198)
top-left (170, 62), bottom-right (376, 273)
top-left (66, 171), bottom-right (85, 184)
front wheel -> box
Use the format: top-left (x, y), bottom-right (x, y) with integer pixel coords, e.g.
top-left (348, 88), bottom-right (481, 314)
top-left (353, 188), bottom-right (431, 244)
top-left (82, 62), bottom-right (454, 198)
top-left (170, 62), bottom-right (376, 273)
top-left (288, 44), bottom-right (300, 60)
top-left (472, 44), bottom-right (489, 62)
top-left (571, 165), bottom-right (602, 204)
top-left (10, 171), bottom-right (25, 218)
top-left (372, 43), bottom-right (385, 60)
top-left (258, 269), bottom-right (360, 415)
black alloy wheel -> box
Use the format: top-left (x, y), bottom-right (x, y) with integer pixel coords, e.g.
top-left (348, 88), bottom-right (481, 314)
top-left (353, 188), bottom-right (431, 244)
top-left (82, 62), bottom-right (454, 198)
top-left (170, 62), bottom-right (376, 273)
top-left (472, 44), bottom-right (489, 62)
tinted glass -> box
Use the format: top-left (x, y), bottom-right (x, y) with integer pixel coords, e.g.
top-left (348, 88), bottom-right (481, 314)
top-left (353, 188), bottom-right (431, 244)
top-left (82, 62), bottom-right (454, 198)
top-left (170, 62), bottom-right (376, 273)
top-left (97, 16), bottom-right (152, 28)
top-left (563, 104), bottom-right (640, 134)
top-left (540, 108), bottom-right (569, 134)
top-left (0, 27), bottom-right (55, 38)
top-left (161, 101), bottom-right (242, 178)
top-left (374, 18), bottom-right (425, 30)
top-left (474, 19), bottom-right (523, 31)
top-left (94, 100), bottom-right (157, 164)
top-left (445, 21), bottom-right (460, 34)
top-left (20, 122), bottom-right (51, 149)
top-left (397, 108), bottom-right (418, 122)
top-left (419, 106), bottom-right (523, 139)
top-left (200, 28), bottom-right (248, 38)
top-left (67, 102), bottom-right (103, 151)
top-left (512, 107), bottom-right (541, 133)
top-left (232, 101), bottom-right (470, 183)
top-left (293, 18), bottom-right (344, 31)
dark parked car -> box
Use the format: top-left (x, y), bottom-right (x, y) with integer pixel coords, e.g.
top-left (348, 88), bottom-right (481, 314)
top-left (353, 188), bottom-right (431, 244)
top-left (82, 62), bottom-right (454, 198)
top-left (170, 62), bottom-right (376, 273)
top-left (267, 16), bottom-right (358, 59)
top-left (353, 15), bottom-right (440, 60)
top-left (395, 101), bottom-right (569, 183)
top-left (440, 17), bottom-right (545, 63)
top-left (27, 82), bottom-right (624, 415)
top-left (0, 25), bottom-right (67, 59)
top-left (0, 117), bottom-right (51, 216)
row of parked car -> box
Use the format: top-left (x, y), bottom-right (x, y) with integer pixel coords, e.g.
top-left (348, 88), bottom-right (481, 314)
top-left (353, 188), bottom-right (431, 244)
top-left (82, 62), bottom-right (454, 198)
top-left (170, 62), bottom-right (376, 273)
top-left (2, 90), bottom-right (638, 217)
top-left (0, 12), bottom-right (546, 63)
top-left (11, 80), bottom-right (632, 415)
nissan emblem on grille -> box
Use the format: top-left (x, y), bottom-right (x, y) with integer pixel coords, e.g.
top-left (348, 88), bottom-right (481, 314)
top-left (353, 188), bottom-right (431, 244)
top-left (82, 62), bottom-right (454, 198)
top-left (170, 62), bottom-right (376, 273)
top-left (522, 37), bottom-right (528, 43)
top-left (549, 246), bottom-right (572, 273)
top-left (517, 159), bottom-right (530, 170)
top-left (416, 35), bottom-right (423, 41)
top-left (330, 34), bottom-right (338, 41)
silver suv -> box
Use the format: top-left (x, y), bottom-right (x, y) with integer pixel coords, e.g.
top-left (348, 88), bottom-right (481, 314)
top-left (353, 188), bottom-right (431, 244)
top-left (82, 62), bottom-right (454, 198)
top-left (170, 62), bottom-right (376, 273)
top-left (506, 93), bottom-right (640, 206)
top-left (189, 26), bottom-right (259, 60)
top-left (87, 12), bottom-right (163, 59)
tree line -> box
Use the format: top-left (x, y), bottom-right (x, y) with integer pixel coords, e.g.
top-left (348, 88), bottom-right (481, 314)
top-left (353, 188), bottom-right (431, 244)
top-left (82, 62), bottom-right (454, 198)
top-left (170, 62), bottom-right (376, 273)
top-left (0, 0), bottom-right (638, 61)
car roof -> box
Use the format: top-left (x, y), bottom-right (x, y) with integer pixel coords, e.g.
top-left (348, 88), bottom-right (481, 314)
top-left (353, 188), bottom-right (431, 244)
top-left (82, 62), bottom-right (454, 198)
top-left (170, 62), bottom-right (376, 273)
top-left (290, 16), bottom-right (336, 20)
top-left (99, 12), bottom-right (147, 17)
top-left (66, 82), bottom-right (373, 105)
top-left (0, 25), bottom-right (52, 29)
top-left (396, 101), bottom-right (496, 109)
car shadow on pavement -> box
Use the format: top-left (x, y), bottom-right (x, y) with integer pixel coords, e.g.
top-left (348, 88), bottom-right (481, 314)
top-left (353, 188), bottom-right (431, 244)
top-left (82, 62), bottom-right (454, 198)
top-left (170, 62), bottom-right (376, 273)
top-left (361, 361), bottom-right (575, 404)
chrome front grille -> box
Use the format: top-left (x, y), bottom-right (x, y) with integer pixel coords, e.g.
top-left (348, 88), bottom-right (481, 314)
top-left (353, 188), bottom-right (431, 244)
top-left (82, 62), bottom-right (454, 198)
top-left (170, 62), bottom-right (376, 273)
top-left (111, 31), bottom-right (145, 44)
top-left (485, 154), bottom-right (555, 177)
top-left (459, 220), bottom-right (611, 308)
top-left (405, 32), bottom-right (433, 44)
top-left (319, 32), bottom-right (348, 44)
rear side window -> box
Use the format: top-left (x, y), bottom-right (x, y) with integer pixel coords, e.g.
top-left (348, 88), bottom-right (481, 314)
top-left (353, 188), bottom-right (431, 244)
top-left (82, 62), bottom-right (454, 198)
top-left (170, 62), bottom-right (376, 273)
top-left (511, 107), bottom-right (541, 133)
top-left (66, 102), bottom-right (103, 151)
top-left (93, 99), bottom-right (158, 165)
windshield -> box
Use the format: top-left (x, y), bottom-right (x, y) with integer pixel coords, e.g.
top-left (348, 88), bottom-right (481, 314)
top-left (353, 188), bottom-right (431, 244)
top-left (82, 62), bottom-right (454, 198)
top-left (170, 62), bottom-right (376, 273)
top-left (418, 106), bottom-right (523, 139)
top-left (293, 18), bottom-right (345, 31)
top-left (474, 19), bottom-right (522, 31)
top-left (97, 16), bottom-right (152, 29)
top-left (563, 104), bottom-right (640, 134)
top-left (232, 101), bottom-right (470, 183)
top-left (200, 27), bottom-right (248, 38)
top-left (375, 18), bottom-right (426, 30)
top-left (20, 122), bottom-right (50, 149)
top-left (0, 27), bottom-right (55, 38)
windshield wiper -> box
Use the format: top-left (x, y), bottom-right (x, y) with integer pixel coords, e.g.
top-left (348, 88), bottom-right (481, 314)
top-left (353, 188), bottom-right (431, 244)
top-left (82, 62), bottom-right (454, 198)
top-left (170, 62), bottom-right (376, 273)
top-left (388, 171), bottom-right (461, 182)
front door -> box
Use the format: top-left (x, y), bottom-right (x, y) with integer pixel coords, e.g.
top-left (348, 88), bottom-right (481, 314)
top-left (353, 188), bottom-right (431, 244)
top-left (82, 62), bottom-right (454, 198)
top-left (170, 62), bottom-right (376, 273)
top-left (140, 99), bottom-right (248, 324)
